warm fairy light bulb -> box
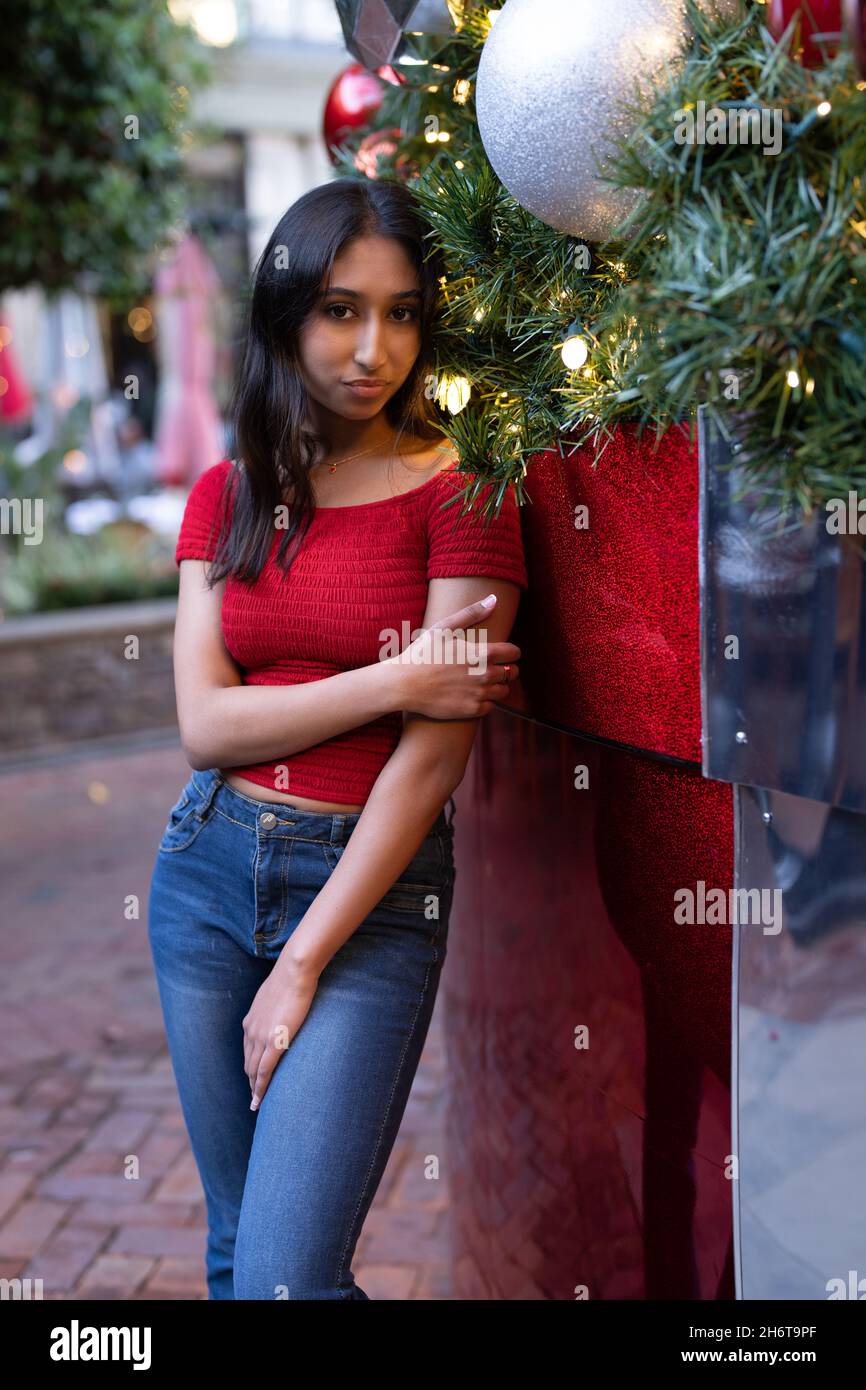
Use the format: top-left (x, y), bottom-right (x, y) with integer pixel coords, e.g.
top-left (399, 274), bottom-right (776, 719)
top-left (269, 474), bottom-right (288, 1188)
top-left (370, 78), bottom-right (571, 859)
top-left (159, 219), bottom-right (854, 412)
top-left (786, 369), bottom-right (800, 388)
top-left (561, 334), bottom-right (589, 370)
top-left (805, 378), bottom-right (816, 395)
top-left (453, 79), bottom-right (471, 104)
top-left (435, 374), bottom-right (471, 415)
top-left (817, 101), bottom-right (831, 117)
top-left (561, 317), bottom-right (589, 370)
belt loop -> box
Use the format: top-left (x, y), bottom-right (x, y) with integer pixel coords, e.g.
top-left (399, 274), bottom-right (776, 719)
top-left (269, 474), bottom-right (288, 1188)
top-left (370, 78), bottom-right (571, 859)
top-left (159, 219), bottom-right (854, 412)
top-left (331, 813), bottom-right (345, 846)
top-left (194, 768), bottom-right (221, 819)
top-left (445, 795), bottom-right (457, 831)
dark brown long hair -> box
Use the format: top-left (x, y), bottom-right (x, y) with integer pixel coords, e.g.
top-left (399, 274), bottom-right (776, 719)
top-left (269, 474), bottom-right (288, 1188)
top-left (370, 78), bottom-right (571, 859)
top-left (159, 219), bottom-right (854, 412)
top-left (201, 177), bottom-right (447, 586)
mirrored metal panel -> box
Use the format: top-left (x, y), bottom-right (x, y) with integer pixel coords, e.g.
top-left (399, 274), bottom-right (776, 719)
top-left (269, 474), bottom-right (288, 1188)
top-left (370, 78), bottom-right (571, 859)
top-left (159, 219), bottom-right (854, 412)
top-left (734, 783), bottom-right (866, 1299)
top-left (699, 408), bottom-right (866, 814)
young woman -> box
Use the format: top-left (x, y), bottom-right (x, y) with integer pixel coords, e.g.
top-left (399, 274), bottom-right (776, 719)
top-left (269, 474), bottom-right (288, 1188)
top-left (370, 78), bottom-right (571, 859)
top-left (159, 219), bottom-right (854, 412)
top-left (147, 177), bottom-right (528, 1300)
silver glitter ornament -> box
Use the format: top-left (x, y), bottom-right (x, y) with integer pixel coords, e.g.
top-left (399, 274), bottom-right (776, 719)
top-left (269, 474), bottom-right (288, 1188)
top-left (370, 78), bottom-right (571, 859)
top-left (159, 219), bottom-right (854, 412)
top-left (476, 0), bottom-right (740, 244)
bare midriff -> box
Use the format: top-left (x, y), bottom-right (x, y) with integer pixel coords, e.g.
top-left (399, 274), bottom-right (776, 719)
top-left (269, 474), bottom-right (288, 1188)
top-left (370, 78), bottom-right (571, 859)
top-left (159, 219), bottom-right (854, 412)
top-left (220, 771), bottom-right (365, 813)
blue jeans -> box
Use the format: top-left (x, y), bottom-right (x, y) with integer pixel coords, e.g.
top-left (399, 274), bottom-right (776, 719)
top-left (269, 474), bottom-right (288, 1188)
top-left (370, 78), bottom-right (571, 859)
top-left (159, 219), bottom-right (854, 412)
top-left (146, 766), bottom-right (456, 1300)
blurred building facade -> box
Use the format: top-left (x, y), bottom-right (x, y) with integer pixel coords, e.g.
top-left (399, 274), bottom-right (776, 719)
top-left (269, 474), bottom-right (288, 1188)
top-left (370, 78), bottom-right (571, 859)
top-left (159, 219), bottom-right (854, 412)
top-left (189, 0), bottom-right (347, 270)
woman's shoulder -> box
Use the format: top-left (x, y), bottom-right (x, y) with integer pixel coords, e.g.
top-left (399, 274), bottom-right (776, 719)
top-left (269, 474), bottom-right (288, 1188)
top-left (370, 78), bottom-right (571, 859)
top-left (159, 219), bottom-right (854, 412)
top-left (423, 451), bottom-right (528, 589)
top-left (399, 437), bottom-right (456, 476)
top-left (184, 458), bottom-right (240, 511)
top-left (197, 456), bottom-right (237, 489)
top-left (411, 442), bottom-right (463, 493)
top-left (175, 459), bottom-right (239, 566)
top-left (422, 450), bottom-right (521, 507)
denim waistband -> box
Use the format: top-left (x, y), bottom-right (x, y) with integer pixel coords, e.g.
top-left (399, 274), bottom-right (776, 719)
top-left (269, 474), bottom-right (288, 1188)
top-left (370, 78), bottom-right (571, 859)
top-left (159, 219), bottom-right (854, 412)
top-left (190, 767), bottom-right (454, 846)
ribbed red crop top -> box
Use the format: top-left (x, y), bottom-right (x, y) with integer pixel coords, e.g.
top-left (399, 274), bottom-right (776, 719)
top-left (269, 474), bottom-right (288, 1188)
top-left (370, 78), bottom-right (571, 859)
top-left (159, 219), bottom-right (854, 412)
top-left (174, 457), bottom-right (528, 804)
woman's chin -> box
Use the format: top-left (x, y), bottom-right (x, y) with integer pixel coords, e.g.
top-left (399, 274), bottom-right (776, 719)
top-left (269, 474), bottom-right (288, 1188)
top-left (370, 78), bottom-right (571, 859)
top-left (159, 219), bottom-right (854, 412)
top-left (332, 392), bottom-right (390, 418)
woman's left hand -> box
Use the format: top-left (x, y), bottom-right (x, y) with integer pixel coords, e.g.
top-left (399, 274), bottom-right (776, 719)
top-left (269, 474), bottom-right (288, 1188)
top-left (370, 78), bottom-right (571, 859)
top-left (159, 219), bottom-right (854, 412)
top-left (242, 959), bottom-right (320, 1111)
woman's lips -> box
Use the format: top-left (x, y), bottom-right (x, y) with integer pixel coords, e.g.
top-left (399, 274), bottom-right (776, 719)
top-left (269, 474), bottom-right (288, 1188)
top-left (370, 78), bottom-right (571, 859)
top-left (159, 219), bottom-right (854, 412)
top-left (343, 381), bottom-right (387, 397)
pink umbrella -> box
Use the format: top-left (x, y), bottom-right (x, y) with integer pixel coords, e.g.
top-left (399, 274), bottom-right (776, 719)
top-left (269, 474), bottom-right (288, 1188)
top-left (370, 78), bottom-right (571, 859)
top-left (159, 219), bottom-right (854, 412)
top-left (153, 232), bottom-right (223, 487)
top-left (0, 300), bottom-right (33, 426)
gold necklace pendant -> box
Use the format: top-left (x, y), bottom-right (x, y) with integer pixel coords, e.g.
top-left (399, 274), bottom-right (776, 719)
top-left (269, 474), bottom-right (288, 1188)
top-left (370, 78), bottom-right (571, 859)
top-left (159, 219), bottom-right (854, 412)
top-left (323, 440), bottom-right (391, 475)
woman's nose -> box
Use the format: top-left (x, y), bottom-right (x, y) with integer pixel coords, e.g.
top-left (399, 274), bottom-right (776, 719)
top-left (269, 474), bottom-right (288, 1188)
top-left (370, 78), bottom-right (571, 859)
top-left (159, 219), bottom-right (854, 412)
top-left (353, 317), bottom-right (387, 370)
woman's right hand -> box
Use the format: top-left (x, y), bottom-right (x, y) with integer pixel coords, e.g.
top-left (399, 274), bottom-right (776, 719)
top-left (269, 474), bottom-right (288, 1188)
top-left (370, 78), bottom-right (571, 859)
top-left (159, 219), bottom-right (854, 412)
top-left (386, 595), bottom-right (522, 720)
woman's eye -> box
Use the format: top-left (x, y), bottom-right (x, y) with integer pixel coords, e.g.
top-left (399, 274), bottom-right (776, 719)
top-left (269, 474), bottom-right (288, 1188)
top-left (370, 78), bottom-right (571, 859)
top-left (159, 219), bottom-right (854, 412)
top-left (325, 304), bottom-right (417, 322)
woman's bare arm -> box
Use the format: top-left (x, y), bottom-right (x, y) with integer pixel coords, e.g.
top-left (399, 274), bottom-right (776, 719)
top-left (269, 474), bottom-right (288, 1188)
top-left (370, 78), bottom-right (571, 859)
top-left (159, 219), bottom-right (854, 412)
top-left (279, 574), bottom-right (522, 979)
top-left (174, 560), bottom-right (520, 770)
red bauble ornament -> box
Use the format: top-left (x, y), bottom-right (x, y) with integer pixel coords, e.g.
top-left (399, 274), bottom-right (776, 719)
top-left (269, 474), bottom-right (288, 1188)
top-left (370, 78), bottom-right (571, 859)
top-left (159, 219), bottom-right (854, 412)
top-left (322, 62), bottom-right (402, 165)
top-left (768, 0), bottom-right (843, 65)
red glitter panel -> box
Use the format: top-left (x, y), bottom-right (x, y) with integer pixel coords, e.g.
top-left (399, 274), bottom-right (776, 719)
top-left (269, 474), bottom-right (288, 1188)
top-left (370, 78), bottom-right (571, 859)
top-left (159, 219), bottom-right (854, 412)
top-left (511, 423), bottom-right (701, 763)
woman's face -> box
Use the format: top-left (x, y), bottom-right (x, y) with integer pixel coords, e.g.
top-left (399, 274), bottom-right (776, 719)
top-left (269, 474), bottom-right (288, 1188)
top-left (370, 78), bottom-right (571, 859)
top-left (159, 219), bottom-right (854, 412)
top-left (296, 234), bottom-right (424, 427)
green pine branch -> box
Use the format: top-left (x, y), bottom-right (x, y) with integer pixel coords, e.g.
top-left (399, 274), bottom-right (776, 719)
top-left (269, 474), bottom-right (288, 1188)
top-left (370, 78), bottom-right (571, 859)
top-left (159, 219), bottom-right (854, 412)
top-left (332, 0), bottom-right (866, 521)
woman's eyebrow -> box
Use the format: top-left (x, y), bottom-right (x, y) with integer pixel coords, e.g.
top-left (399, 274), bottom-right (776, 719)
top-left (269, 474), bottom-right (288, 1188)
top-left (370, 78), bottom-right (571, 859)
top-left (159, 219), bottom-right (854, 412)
top-left (323, 287), bottom-right (422, 300)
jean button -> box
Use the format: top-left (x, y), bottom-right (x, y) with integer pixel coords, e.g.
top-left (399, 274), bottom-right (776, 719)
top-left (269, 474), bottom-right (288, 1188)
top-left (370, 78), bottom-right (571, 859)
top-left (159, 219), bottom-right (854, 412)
top-left (259, 811), bottom-right (277, 828)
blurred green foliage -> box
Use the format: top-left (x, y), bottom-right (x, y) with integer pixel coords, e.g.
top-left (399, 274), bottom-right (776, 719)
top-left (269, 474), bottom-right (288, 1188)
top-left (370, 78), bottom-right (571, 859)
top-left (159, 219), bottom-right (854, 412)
top-left (0, 400), bottom-right (179, 614)
top-left (0, 398), bottom-right (92, 548)
top-left (0, 0), bottom-right (211, 307)
top-left (0, 524), bottom-right (178, 616)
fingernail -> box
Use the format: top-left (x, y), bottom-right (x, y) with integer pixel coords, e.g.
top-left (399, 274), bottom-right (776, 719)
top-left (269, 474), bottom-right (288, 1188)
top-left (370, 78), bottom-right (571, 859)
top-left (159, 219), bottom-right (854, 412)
top-left (481, 594), bottom-right (496, 607)
top-left (250, 1097), bottom-right (259, 1112)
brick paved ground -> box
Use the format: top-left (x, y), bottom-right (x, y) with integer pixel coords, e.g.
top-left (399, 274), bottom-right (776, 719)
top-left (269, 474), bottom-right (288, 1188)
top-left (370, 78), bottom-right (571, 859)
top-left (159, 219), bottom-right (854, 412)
top-left (0, 738), bottom-right (454, 1300)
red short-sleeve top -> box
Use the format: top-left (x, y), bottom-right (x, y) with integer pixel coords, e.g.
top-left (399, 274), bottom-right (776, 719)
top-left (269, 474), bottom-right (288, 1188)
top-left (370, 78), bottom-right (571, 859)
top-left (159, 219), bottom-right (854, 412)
top-left (174, 457), bottom-right (528, 804)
